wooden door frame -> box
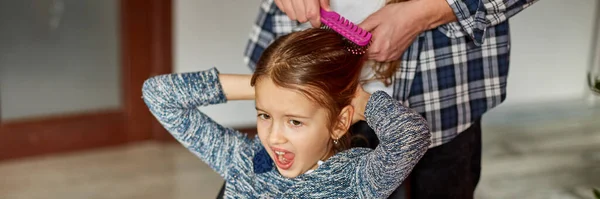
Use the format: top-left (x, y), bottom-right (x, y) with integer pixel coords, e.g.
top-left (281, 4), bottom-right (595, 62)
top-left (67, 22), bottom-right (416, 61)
top-left (0, 0), bottom-right (173, 161)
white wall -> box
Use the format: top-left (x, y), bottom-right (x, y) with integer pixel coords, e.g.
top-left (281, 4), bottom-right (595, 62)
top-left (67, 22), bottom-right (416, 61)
top-left (175, 0), bottom-right (259, 127)
top-left (502, 0), bottom-right (598, 106)
top-left (175, 0), bottom-right (599, 127)
top-left (586, 0), bottom-right (600, 104)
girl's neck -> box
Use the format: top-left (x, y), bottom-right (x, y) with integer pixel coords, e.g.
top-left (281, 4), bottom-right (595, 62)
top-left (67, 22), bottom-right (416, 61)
top-left (308, 148), bottom-right (336, 170)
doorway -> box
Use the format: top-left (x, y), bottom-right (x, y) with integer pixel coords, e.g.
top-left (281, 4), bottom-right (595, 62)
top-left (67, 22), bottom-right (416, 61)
top-left (0, 0), bottom-right (173, 161)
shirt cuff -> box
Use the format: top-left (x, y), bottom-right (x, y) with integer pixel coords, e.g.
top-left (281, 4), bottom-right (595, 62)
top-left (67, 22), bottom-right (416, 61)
top-left (436, 0), bottom-right (488, 46)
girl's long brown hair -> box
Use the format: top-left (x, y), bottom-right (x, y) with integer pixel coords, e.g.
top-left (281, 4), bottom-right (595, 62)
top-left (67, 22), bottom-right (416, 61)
top-left (251, 28), bottom-right (366, 152)
top-left (251, 0), bottom-right (410, 151)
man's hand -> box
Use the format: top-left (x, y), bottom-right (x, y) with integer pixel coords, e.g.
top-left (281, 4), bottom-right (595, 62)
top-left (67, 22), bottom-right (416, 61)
top-left (274, 0), bottom-right (331, 28)
top-left (359, 0), bottom-right (457, 62)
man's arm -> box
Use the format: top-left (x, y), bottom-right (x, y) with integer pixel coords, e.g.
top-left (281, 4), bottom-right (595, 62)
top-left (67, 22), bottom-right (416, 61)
top-left (359, 0), bottom-right (538, 61)
top-left (440, 0), bottom-right (539, 45)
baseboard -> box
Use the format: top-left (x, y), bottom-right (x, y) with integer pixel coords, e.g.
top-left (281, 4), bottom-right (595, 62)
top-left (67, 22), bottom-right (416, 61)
top-left (482, 97), bottom-right (600, 128)
top-left (0, 110), bottom-right (127, 161)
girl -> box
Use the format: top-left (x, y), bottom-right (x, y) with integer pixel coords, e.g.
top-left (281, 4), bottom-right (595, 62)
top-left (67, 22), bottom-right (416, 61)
top-left (142, 28), bottom-right (430, 198)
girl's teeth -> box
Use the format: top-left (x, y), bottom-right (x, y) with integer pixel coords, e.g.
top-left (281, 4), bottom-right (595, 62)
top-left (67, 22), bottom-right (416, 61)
top-left (273, 150), bottom-right (294, 164)
top-left (278, 154), bottom-right (288, 163)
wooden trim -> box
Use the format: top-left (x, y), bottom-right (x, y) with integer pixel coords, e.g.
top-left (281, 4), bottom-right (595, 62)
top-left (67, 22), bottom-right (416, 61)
top-left (120, 0), bottom-right (174, 142)
top-left (0, 111), bottom-right (126, 161)
top-left (121, 0), bottom-right (156, 142)
top-left (149, 0), bottom-right (174, 141)
top-left (151, 0), bottom-right (173, 76)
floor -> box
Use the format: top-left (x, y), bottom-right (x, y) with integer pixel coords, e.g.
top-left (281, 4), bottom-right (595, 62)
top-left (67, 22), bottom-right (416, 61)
top-left (474, 100), bottom-right (600, 199)
top-left (0, 143), bottom-right (224, 199)
top-left (0, 100), bottom-right (599, 199)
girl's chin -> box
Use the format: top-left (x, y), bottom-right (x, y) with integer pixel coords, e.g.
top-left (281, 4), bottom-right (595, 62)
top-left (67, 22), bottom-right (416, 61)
top-left (276, 167), bottom-right (302, 178)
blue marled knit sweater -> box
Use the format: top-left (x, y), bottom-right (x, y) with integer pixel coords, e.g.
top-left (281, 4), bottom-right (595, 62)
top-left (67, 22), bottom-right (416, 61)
top-left (142, 68), bottom-right (431, 198)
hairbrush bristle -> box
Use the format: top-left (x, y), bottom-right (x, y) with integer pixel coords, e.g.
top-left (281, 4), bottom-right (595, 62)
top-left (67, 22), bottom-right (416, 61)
top-left (345, 42), bottom-right (368, 55)
top-left (321, 24), bottom-right (369, 55)
top-left (319, 8), bottom-right (371, 55)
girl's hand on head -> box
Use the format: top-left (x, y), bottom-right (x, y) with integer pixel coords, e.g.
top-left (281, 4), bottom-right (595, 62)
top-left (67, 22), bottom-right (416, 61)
top-left (350, 85), bottom-right (370, 124)
top-left (274, 0), bottom-right (331, 28)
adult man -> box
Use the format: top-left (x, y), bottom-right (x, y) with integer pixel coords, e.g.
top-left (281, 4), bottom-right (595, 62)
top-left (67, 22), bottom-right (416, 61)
top-left (235, 0), bottom-right (539, 198)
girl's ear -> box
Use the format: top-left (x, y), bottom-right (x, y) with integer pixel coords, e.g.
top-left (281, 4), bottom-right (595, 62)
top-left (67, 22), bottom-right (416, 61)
top-left (332, 105), bottom-right (353, 139)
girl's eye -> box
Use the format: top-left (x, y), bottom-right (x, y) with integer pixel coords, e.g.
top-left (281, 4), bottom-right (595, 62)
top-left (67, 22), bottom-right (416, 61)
top-left (289, 120), bottom-right (302, 126)
top-left (258, 113), bottom-right (271, 120)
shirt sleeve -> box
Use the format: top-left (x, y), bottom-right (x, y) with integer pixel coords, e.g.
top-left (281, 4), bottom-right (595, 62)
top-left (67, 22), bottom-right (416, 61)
top-left (438, 0), bottom-right (539, 45)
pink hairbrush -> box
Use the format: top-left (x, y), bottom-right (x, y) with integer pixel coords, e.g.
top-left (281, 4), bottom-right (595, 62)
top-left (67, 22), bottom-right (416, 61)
top-left (319, 8), bottom-right (372, 54)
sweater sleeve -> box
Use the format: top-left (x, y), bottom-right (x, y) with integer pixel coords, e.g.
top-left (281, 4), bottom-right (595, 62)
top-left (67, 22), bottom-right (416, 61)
top-left (354, 91), bottom-right (431, 198)
top-left (141, 67), bottom-right (254, 180)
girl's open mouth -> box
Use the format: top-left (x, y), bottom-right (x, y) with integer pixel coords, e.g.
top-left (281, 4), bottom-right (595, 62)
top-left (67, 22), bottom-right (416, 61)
top-left (272, 147), bottom-right (295, 170)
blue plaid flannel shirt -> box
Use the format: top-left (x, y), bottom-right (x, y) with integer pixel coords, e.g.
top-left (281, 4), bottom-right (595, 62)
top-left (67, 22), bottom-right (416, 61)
top-left (243, 0), bottom-right (538, 148)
